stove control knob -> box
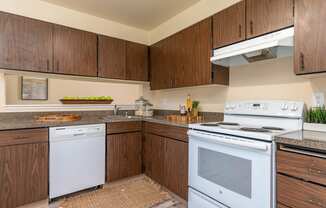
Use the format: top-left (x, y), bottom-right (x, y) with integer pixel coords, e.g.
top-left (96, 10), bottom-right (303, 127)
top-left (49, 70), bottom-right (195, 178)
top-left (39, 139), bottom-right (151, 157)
top-left (290, 104), bottom-right (298, 111)
top-left (281, 104), bottom-right (289, 111)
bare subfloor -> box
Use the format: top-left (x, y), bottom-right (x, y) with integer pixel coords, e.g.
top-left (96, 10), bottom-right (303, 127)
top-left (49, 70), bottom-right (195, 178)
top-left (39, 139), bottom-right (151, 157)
top-left (19, 175), bottom-right (187, 208)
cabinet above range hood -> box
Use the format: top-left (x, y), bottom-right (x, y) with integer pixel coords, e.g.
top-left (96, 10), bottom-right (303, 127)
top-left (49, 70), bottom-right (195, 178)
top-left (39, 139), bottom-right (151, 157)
top-left (211, 27), bottom-right (294, 67)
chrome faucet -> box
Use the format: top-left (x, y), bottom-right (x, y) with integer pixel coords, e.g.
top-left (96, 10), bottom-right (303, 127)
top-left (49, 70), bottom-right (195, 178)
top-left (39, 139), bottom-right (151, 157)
top-left (113, 104), bottom-right (120, 116)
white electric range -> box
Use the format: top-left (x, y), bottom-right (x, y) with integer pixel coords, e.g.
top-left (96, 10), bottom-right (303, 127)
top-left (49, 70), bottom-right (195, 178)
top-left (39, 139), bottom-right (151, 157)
top-left (188, 100), bottom-right (304, 208)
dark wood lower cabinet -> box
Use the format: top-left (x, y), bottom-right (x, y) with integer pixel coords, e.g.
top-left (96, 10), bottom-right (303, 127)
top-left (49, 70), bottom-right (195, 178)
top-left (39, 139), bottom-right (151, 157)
top-left (0, 128), bottom-right (48, 208)
top-left (277, 146), bottom-right (326, 208)
top-left (143, 133), bottom-right (165, 185)
top-left (164, 138), bottom-right (188, 200)
top-left (277, 174), bottom-right (326, 208)
top-left (143, 123), bottom-right (188, 200)
top-left (107, 131), bottom-right (142, 182)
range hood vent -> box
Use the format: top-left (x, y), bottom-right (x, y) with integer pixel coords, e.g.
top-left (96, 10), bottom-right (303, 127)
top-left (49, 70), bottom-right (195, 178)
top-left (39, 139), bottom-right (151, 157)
top-left (211, 27), bottom-right (294, 67)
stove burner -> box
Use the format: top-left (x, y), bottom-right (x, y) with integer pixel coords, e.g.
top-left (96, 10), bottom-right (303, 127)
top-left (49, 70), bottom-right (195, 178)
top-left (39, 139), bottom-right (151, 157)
top-left (217, 122), bottom-right (240, 126)
top-left (262, 126), bottom-right (284, 131)
top-left (200, 123), bottom-right (219, 127)
top-left (240, 127), bottom-right (270, 132)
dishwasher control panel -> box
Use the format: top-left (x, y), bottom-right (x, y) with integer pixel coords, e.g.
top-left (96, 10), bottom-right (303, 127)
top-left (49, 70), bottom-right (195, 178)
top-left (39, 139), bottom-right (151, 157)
top-left (50, 124), bottom-right (106, 139)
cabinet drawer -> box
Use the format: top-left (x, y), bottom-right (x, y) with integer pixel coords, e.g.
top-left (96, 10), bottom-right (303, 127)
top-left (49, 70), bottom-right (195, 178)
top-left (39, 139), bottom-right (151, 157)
top-left (277, 174), bottom-right (326, 208)
top-left (107, 121), bottom-right (142, 134)
top-left (0, 128), bottom-right (48, 146)
top-left (144, 122), bottom-right (188, 142)
top-left (277, 150), bottom-right (326, 186)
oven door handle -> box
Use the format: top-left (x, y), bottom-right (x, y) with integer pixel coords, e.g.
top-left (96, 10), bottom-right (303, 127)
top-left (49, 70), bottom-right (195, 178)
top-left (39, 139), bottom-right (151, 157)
top-left (188, 130), bottom-right (269, 152)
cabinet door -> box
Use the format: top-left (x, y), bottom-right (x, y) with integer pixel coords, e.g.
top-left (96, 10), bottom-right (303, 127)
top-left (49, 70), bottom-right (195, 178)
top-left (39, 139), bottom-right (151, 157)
top-left (0, 12), bottom-right (53, 73)
top-left (142, 132), bottom-right (151, 175)
top-left (53, 25), bottom-right (97, 76)
top-left (212, 1), bottom-right (246, 48)
top-left (126, 42), bottom-right (149, 81)
top-left (149, 42), bottom-right (162, 90)
top-left (246, 0), bottom-right (294, 38)
top-left (175, 18), bottom-right (212, 88)
top-left (0, 143), bottom-right (48, 208)
top-left (98, 36), bottom-right (126, 79)
top-left (15, 143), bottom-right (48, 206)
top-left (107, 132), bottom-right (142, 182)
top-left (150, 39), bottom-right (173, 90)
top-left (0, 145), bottom-right (16, 208)
top-left (143, 133), bottom-right (165, 185)
top-left (174, 26), bottom-right (194, 88)
top-left (294, 0), bottom-right (326, 74)
top-left (164, 138), bottom-right (188, 200)
top-left (192, 18), bottom-right (213, 86)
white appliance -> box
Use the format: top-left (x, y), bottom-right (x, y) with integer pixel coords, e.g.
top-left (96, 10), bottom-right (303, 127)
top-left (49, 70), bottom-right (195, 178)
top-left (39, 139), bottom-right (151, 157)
top-left (49, 124), bottom-right (106, 199)
top-left (211, 27), bottom-right (294, 67)
top-left (188, 100), bottom-right (304, 208)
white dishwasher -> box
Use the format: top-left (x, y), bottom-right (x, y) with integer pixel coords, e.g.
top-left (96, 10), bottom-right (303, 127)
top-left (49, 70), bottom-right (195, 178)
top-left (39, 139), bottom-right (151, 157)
top-left (49, 124), bottom-right (106, 200)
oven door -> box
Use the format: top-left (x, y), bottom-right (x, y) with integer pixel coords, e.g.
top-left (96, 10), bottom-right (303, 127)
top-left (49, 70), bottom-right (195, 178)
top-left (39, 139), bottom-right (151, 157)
top-left (188, 130), bottom-right (273, 208)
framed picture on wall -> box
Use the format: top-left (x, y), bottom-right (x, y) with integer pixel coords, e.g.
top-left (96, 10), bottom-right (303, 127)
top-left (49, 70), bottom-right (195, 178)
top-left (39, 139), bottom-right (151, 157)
top-left (21, 76), bottom-right (48, 100)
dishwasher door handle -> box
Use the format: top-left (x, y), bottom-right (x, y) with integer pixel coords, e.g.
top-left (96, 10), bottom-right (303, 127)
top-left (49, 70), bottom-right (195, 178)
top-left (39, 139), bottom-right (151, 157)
top-left (73, 133), bottom-right (86, 137)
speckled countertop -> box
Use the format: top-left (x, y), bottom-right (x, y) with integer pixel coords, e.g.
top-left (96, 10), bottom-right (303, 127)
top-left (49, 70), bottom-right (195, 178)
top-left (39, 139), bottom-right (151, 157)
top-left (275, 130), bottom-right (326, 152)
top-left (0, 112), bottom-right (222, 131)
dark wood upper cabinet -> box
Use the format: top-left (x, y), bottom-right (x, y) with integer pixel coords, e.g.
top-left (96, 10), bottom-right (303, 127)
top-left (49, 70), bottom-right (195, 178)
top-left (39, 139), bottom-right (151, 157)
top-left (0, 128), bottom-right (48, 208)
top-left (212, 1), bottom-right (246, 48)
top-left (150, 18), bottom-right (226, 90)
top-left (246, 0), bottom-right (294, 39)
top-left (0, 12), bottom-right (53, 73)
top-left (150, 38), bottom-right (174, 90)
top-left (126, 41), bottom-right (149, 81)
top-left (193, 18), bottom-right (214, 86)
top-left (53, 25), bottom-right (97, 77)
top-left (98, 35), bottom-right (126, 79)
top-left (294, 0), bottom-right (326, 75)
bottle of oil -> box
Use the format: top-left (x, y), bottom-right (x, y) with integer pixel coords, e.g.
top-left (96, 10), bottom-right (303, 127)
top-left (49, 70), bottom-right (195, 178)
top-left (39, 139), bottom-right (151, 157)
top-left (186, 94), bottom-right (192, 114)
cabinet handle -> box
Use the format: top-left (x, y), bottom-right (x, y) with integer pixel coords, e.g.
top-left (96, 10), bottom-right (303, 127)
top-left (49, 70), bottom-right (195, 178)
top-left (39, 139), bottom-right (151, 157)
top-left (14, 136), bottom-right (28, 140)
top-left (250, 21), bottom-right (254, 35)
top-left (239, 24), bottom-right (242, 38)
top-left (300, 53), bottom-right (305, 71)
top-left (308, 199), bottom-right (326, 208)
top-left (309, 168), bottom-right (326, 177)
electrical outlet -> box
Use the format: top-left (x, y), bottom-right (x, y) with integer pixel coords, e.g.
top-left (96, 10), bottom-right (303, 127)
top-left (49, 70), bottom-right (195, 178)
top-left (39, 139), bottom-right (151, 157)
top-left (313, 92), bottom-right (325, 107)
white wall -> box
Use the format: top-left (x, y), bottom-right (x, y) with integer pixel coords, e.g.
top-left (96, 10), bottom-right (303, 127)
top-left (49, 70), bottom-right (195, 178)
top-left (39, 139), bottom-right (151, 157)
top-left (5, 75), bottom-right (143, 105)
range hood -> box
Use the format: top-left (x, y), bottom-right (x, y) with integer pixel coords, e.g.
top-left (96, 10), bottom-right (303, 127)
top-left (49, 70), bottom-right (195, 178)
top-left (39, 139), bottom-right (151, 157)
top-left (211, 27), bottom-right (294, 67)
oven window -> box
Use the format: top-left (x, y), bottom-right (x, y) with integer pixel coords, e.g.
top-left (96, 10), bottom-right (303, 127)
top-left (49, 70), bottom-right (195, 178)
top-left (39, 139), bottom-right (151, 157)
top-left (198, 147), bottom-right (252, 198)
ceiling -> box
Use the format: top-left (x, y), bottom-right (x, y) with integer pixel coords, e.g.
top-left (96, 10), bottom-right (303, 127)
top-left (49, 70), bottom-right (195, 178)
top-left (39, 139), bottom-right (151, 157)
top-left (42, 0), bottom-right (200, 30)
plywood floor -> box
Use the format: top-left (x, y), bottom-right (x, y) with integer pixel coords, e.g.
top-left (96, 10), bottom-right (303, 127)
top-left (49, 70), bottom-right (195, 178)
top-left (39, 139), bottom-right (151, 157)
top-left (19, 175), bottom-right (186, 208)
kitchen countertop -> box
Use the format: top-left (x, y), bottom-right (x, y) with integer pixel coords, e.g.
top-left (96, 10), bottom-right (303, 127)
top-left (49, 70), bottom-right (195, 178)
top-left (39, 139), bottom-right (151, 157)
top-left (275, 130), bottom-right (326, 152)
top-left (0, 114), bottom-right (221, 131)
